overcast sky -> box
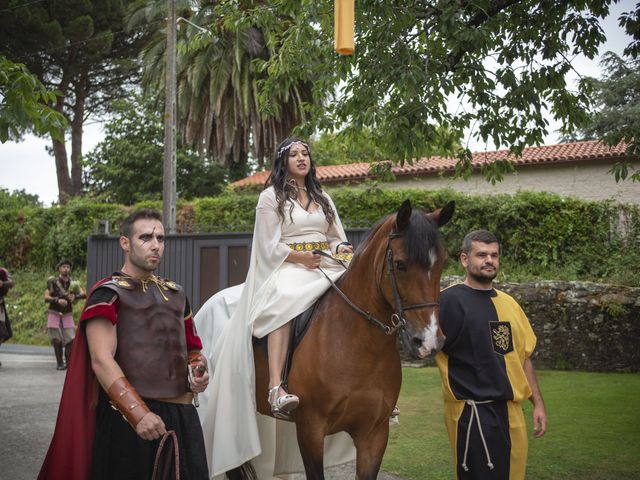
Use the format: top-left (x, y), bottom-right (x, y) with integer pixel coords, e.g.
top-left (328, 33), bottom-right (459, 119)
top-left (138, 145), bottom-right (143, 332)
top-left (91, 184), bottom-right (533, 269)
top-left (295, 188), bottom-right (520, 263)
top-left (0, 2), bottom-right (634, 206)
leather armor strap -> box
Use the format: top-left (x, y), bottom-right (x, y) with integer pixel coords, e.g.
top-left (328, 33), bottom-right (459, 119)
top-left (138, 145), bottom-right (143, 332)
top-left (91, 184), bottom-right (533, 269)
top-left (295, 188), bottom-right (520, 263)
top-left (107, 376), bottom-right (150, 427)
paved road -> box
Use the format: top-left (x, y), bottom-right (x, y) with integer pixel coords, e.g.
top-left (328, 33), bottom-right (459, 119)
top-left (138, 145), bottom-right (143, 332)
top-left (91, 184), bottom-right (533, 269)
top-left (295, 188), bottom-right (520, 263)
top-left (0, 344), bottom-right (406, 480)
top-left (0, 344), bottom-right (62, 480)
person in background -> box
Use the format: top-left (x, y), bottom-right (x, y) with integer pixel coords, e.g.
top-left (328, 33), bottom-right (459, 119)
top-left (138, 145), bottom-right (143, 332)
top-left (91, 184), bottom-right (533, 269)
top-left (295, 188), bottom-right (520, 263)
top-left (44, 259), bottom-right (86, 370)
top-left (436, 229), bottom-right (547, 480)
top-left (0, 266), bottom-right (14, 366)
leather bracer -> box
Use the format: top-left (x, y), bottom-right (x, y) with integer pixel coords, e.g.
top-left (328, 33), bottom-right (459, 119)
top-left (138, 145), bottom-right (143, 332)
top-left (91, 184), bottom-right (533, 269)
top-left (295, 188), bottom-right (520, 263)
top-left (107, 376), bottom-right (150, 427)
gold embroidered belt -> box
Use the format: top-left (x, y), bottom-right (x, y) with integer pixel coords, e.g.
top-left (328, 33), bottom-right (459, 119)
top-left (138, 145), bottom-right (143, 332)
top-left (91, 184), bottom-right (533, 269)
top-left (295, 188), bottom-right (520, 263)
top-left (288, 241), bottom-right (330, 252)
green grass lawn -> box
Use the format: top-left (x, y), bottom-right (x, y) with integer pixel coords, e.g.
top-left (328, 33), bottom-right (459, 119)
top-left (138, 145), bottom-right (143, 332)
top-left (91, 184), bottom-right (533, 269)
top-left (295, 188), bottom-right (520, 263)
top-left (383, 367), bottom-right (640, 479)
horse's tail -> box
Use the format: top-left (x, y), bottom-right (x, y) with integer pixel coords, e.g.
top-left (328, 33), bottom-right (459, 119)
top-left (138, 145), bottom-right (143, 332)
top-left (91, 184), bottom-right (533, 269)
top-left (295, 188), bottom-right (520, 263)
top-left (225, 462), bottom-right (257, 480)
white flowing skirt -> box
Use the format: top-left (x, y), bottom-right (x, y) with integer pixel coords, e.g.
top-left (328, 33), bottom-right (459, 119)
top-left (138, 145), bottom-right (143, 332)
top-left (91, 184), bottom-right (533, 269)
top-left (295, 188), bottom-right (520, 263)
top-left (195, 258), bottom-right (356, 479)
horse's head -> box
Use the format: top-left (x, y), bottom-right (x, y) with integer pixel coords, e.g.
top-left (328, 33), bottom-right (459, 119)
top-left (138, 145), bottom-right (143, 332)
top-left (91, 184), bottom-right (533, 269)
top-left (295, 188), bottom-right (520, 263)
top-left (379, 199), bottom-right (455, 359)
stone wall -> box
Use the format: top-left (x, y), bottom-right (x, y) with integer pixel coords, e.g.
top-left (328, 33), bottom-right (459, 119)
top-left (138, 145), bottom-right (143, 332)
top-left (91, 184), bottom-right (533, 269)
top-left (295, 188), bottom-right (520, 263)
top-left (418, 278), bottom-right (640, 372)
top-left (496, 280), bottom-right (640, 372)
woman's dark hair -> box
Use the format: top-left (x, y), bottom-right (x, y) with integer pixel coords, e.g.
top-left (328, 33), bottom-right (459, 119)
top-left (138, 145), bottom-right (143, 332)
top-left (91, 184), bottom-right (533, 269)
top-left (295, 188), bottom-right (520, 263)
top-left (264, 137), bottom-right (335, 225)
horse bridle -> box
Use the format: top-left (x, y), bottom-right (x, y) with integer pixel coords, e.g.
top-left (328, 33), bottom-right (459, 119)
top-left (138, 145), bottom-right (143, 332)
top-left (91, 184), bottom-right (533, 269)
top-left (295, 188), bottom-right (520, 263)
top-left (316, 232), bottom-right (439, 335)
top-left (384, 232), bottom-right (440, 334)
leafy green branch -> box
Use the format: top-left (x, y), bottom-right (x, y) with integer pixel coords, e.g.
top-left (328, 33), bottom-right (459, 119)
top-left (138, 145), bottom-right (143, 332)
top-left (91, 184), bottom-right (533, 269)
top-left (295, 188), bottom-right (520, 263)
top-left (0, 56), bottom-right (67, 143)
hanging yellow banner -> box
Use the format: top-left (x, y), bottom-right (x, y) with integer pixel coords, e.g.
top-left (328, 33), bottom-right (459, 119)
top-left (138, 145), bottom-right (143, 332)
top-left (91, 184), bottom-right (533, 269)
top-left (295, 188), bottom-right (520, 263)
top-left (335, 0), bottom-right (355, 55)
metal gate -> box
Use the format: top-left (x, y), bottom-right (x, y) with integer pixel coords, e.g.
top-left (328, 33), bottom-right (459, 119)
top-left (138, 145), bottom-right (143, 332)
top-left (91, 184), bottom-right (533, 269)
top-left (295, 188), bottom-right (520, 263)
top-left (87, 229), bottom-right (368, 314)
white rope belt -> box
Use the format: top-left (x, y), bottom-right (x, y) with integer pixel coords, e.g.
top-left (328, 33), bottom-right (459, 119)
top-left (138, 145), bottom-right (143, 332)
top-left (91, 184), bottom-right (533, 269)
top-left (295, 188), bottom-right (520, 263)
top-left (461, 399), bottom-right (495, 472)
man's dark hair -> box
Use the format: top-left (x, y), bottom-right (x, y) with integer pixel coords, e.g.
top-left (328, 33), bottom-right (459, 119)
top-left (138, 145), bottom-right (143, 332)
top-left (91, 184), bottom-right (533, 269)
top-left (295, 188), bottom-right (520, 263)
top-left (461, 229), bottom-right (500, 254)
top-left (56, 259), bottom-right (72, 269)
top-left (119, 209), bottom-right (163, 238)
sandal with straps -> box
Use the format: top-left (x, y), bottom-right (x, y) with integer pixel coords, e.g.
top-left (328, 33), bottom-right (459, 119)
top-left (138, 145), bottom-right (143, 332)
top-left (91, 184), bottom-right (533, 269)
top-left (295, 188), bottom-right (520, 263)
top-left (268, 384), bottom-right (299, 419)
top-left (389, 405), bottom-right (400, 426)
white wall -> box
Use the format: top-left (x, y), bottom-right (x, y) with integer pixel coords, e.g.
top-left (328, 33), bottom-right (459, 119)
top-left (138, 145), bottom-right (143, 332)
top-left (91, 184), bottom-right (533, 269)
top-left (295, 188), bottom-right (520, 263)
top-left (383, 161), bottom-right (640, 205)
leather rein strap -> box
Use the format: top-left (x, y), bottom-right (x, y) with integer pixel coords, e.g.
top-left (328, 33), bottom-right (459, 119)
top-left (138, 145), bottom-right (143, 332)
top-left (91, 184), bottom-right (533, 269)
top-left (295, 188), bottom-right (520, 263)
top-left (314, 233), bottom-right (439, 335)
top-left (316, 251), bottom-right (394, 334)
top-left (152, 430), bottom-right (180, 480)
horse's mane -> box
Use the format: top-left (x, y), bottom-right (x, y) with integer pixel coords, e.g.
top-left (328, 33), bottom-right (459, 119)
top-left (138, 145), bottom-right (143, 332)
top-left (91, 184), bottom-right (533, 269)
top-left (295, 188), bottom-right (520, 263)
top-left (351, 210), bottom-right (442, 270)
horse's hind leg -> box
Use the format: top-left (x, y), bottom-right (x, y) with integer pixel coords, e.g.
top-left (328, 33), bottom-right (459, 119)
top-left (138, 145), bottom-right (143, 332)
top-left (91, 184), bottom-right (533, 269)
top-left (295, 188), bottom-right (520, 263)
top-left (296, 422), bottom-right (325, 480)
top-left (353, 421), bottom-right (390, 480)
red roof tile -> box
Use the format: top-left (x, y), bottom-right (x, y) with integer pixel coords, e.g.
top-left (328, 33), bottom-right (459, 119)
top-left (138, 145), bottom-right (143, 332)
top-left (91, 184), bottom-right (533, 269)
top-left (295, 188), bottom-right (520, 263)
top-left (232, 140), bottom-right (632, 187)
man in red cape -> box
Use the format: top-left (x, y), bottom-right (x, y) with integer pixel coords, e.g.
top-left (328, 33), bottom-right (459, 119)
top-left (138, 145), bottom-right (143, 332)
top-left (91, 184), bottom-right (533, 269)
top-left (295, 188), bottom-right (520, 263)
top-left (38, 209), bottom-right (209, 479)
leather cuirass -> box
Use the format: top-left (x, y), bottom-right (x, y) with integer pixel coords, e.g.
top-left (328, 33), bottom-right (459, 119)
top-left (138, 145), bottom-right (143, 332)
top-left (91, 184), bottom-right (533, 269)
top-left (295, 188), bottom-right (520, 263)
top-left (47, 276), bottom-right (73, 314)
top-left (100, 276), bottom-right (189, 399)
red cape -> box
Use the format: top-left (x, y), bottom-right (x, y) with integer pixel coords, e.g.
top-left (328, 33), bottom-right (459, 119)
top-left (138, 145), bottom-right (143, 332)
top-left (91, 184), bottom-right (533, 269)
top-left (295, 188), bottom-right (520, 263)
top-left (38, 278), bottom-right (111, 480)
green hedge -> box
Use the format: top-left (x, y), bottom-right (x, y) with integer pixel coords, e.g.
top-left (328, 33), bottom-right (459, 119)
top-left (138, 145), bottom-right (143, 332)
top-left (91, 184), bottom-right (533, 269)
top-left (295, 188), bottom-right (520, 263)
top-left (329, 187), bottom-right (640, 285)
top-left (1, 189), bottom-right (638, 285)
top-left (0, 199), bottom-right (128, 269)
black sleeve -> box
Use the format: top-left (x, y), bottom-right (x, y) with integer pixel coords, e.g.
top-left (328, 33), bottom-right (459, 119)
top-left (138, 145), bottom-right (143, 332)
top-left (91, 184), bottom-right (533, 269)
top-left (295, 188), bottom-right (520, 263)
top-left (85, 287), bottom-right (118, 308)
top-left (440, 288), bottom-right (465, 351)
top-left (184, 296), bottom-right (192, 318)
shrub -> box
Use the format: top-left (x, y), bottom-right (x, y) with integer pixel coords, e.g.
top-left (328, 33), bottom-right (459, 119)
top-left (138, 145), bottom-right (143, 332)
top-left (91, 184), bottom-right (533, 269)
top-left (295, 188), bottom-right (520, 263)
top-left (0, 189), bottom-right (638, 285)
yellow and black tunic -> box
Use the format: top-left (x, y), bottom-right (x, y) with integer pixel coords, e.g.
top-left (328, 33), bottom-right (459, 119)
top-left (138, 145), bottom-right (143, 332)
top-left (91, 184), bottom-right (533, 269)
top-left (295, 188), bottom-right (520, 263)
top-left (435, 284), bottom-right (536, 480)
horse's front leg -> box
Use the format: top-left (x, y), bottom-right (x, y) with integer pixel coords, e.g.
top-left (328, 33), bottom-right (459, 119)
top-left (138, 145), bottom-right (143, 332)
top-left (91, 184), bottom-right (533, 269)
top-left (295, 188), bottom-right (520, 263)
top-left (295, 419), bottom-right (326, 480)
top-left (352, 419), bottom-right (390, 480)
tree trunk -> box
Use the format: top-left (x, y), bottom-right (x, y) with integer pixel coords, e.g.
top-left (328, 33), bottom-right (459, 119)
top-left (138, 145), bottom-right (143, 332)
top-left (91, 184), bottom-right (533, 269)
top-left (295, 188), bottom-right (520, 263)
top-left (70, 79), bottom-right (86, 195)
top-left (52, 72), bottom-right (72, 203)
top-left (52, 138), bottom-right (72, 204)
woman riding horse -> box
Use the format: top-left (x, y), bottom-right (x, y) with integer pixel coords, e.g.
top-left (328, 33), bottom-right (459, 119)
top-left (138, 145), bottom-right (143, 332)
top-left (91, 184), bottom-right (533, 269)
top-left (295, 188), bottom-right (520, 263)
top-left (251, 198), bottom-right (454, 479)
top-left (195, 137), bottom-right (356, 478)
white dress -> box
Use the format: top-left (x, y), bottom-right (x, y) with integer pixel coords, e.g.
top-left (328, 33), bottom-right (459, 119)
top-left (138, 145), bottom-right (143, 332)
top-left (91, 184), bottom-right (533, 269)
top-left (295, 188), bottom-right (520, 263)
top-left (195, 187), bottom-right (356, 479)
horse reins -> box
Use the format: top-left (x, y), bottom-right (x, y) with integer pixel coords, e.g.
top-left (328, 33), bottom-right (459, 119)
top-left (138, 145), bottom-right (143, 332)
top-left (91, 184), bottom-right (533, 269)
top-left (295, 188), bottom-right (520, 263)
top-left (316, 251), bottom-right (395, 334)
top-left (315, 232), bottom-right (439, 335)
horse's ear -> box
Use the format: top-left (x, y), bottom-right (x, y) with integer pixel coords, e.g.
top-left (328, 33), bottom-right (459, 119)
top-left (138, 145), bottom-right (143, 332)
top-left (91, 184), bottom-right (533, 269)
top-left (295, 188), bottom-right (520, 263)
top-left (426, 201), bottom-right (455, 227)
top-left (396, 199), bottom-right (412, 232)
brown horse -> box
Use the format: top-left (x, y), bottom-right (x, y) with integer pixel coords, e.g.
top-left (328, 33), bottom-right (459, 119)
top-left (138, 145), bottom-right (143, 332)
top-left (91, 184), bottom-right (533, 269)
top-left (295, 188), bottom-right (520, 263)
top-left (249, 199), bottom-right (454, 479)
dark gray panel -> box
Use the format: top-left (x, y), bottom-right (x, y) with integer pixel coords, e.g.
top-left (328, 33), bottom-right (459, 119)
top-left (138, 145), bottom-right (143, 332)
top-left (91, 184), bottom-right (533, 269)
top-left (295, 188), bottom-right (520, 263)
top-left (86, 229), bottom-right (367, 314)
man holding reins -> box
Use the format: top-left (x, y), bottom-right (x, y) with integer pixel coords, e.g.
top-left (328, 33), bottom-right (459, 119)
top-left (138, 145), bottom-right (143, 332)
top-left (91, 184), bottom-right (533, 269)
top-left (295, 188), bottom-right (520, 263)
top-left (39, 209), bottom-right (209, 479)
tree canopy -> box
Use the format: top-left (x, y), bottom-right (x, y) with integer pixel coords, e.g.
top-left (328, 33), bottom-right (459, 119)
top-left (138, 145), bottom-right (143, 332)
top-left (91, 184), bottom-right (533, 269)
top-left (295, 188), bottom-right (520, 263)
top-left (197, 0), bottom-right (617, 181)
top-left (0, 187), bottom-right (42, 208)
top-left (3, 0), bottom-right (634, 196)
top-left (580, 52), bottom-right (640, 181)
top-left (0, 0), bottom-right (147, 202)
top-left (561, 3), bottom-right (640, 182)
top-left (129, 0), bottom-right (316, 175)
top-left (84, 95), bottom-right (228, 204)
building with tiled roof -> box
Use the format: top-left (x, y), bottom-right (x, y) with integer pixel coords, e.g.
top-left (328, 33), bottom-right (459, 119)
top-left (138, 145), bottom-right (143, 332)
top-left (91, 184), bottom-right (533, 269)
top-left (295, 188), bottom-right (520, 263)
top-left (232, 140), bottom-right (639, 204)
